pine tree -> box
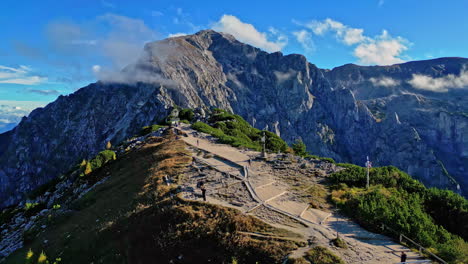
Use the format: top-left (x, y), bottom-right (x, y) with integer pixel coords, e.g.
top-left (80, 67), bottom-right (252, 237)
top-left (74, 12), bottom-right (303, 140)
top-left (292, 139), bottom-right (307, 156)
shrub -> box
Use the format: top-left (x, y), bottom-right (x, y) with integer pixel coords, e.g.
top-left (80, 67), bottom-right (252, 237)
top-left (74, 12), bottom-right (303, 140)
top-left (331, 237), bottom-right (347, 249)
top-left (140, 125), bottom-right (165, 136)
top-left (84, 161), bottom-right (92, 176)
top-left (330, 166), bottom-right (468, 263)
top-left (319, 157), bottom-right (335, 163)
top-left (304, 246), bottom-right (344, 264)
top-left (192, 110), bottom-right (290, 154)
top-left (26, 248), bottom-right (34, 260)
top-left (38, 251), bottom-right (47, 263)
top-left (179, 108), bottom-right (195, 121)
top-left (89, 150), bottom-right (116, 170)
top-left (292, 139), bottom-right (307, 156)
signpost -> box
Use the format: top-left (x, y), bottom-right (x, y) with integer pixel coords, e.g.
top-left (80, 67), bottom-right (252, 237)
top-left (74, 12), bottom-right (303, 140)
top-left (261, 131), bottom-right (267, 159)
top-left (365, 156), bottom-right (372, 189)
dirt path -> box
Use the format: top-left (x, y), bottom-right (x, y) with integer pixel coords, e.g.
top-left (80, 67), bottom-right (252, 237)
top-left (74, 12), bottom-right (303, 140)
top-left (175, 125), bottom-right (429, 264)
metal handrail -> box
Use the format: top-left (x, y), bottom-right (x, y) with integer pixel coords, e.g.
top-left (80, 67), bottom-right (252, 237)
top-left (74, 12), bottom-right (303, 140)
top-left (381, 224), bottom-right (447, 264)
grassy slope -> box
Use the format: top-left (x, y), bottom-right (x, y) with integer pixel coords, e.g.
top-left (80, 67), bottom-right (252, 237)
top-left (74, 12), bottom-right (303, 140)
top-left (191, 109), bottom-right (288, 153)
top-left (6, 131), bottom-right (297, 264)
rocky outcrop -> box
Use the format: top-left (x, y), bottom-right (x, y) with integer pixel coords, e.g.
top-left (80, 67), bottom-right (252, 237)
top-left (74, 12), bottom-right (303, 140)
top-left (0, 30), bottom-right (467, 207)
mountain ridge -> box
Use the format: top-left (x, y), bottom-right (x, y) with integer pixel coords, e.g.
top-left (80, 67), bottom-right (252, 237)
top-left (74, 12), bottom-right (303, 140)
top-left (0, 29), bottom-right (467, 207)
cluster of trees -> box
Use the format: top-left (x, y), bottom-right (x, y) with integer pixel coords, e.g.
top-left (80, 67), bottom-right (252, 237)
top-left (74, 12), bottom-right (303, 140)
top-left (25, 248), bottom-right (61, 264)
top-left (330, 166), bottom-right (468, 263)
top-left (80, 144), bottom-right (116, 177)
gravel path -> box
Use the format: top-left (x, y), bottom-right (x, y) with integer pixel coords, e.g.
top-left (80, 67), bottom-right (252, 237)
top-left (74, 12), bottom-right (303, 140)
top-left (175, 125), bottom-right (430, 264)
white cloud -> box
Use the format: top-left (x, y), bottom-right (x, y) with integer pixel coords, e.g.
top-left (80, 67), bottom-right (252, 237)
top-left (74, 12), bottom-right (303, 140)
top-left (300, 18), bottom-right (409, 65)
top-left (212, 14), bottom-right (287, 52)
top-left (354, 30), bottom-right (408, 65)
top-left (343, 28), bottom-right (366, 45)
top-left (293, 30), bottom-right (315, 53)
top-left (408, 68), bottom-right (468, 92)
top-left (305, 18), bottom-right (367, 45)
top-left (168, 32), bottom-right (188, 38)
top-left (369, 76), bottom-right (400, 87)
top-left (0, 65), bottom-right (47, 85)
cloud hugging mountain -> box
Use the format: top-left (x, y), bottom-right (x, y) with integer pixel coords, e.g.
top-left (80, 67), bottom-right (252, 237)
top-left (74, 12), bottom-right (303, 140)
top-left (0, 30), bottom-right (467, 207)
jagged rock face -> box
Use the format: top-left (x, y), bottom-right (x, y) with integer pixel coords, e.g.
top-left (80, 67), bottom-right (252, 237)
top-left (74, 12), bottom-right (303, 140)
top-left (0, 30), bottom-right (467, 207)
top-left (323, 59), bottom-right (468, 194)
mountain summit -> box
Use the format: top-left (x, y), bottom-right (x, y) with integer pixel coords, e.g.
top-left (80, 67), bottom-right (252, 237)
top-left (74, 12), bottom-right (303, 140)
top-left (0, 29), bottom-right (467, 207)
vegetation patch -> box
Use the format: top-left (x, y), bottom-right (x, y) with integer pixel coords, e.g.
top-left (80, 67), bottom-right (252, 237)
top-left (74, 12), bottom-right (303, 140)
top-left (330, 165), bottom-right (468, 263)
top-left (331, 237), bottom-right (347, 249)
top-left (6, 131), bottom-right (297, 264)
top-left (192, 109), bottom-right (289, 153)
top-left (303, 246), bottom-right (344, 264)
top-left (139, 124), bottom-right (166, 136)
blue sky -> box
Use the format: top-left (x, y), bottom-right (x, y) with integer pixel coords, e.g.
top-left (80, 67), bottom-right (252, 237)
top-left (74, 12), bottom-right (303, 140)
top-left (0, 0), bottom-right (467, 131)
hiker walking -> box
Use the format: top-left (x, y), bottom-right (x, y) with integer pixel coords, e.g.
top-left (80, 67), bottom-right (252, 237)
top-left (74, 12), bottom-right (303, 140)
top-left (197, 139), bottom-right (199, 147)
top-left (248, 158), bottom-right (252, 167)
top-left (400, 252), bottom-right (407, 263)
top-left (197, 181), bottom-right (207, 201)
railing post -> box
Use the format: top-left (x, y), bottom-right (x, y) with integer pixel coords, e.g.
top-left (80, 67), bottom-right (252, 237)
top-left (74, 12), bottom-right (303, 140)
top-left (399, 234), bottom-right (402, 243)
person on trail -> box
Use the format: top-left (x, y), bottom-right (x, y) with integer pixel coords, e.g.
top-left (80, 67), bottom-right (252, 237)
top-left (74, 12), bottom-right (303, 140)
top-left (400, 251), bottom-right (407, 263)
top-left (248, 158), bottom-right (252, 167)
top-left (201, 186), bottom-right (207, 201)
top-left (197, 181), bottom-right (207, 201)
top-left (197, 139), bottom-right (199, 147)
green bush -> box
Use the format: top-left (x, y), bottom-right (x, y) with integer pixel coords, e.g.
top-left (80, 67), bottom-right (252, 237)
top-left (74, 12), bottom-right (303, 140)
top-left (424, 188), bottom-right (468, 240)
top-left (292, 139), bottom-right (307, 156)
top-left (330, 165), bottom-right (425, 193)
top-left (89, 150), bottom-right (116, 170)
top-left (139, 125), bottom-right (166, 136)
top-left (179, 109), bottom-right (195, 121)
top-left (330, 166), bottom-right (468, 263)
top-left (193, 110), bottom-right (290, 153)
top-left (331, 237), bottom-right (347, 249)
top-left (304, 246), bottom-right (344, 264)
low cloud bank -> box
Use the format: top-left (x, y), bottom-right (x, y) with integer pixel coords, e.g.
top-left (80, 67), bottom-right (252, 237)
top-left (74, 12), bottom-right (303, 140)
top-left (408, 68), bottom-right (468, 92)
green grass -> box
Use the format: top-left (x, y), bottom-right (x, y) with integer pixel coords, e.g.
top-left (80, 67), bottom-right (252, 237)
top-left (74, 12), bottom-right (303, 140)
top-left (331, 237), bottom-right (347, 249)
top-left (192, 110), bottom-right (288, 153)
top-left (303, 246), bottom-right (344, 264)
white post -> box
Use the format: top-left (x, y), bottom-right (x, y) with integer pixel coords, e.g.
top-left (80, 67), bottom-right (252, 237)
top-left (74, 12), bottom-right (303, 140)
top-left (366, 156), bottom-right (370, 189)
top-left (261, 131), bottom-right (267, 159)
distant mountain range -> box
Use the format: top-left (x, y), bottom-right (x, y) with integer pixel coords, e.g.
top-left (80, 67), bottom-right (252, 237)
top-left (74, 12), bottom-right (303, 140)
top-left (0, 29), bottom-right (467, 207)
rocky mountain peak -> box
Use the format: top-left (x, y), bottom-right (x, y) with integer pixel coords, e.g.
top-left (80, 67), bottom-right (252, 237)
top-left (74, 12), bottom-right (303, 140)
top-left (0, 30), bottom-right (467, 208)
